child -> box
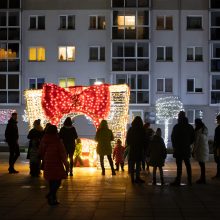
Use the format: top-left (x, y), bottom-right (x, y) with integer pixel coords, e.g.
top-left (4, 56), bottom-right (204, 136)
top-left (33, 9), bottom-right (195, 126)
top-left (74, 138), bottom-right (83, 167)
top-left (148, 128), bottom-right (167, 185)
top-left (113, 139), bottom-right (125, 171)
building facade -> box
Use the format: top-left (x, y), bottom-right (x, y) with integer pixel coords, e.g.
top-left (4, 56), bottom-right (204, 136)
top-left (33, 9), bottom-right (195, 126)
top-left (0, 0), bottom-right (220, 145)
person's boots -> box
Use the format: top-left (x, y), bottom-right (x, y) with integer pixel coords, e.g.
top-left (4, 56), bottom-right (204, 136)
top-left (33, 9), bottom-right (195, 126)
top-left (153, 176), bottom-right (156, 185)
top-left (70, 169), bottom-right (73, 176)
top-left (115, 164), bottom-right (119, 171)
top-left (101, 168), bottom-right (105, 176)
top-left (121, 163), bottom-right (124, 171)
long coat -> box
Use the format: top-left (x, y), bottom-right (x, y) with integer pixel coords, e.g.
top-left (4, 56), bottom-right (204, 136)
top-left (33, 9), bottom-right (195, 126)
top-left (126, 127), bottom-right (147, 162)
top-left (193, 127), bottom-right (209, 162)
top-left (95, 128), bottom-right (114, 156)
top-left (39, 134), bottom-right (68, 181)
top-left (59, 126), bottom-right (78, 154)
top-left (171, 118), bottom-right (195, 159)
top-left (213, 125), bottom-right (220, 162)
top-left (5, 118), bottom-right (19, 143)
top-left (148, 135), bottom-right (167, 167)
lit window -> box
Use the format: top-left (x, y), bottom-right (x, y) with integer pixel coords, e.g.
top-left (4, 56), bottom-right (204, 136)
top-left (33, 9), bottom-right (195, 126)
top-left (29, 47), bottom-right (45, 61)
top-left (58, 46), bottom-right (75, 61)
top-left (59, 15), bottom-right (75, 29)
top-left (89, 16), bottom-right (105, 29)
top-left (89, 46), bottom-right (105, 61)
top-left (118, 16), bottom-right (135, 29)
top-left (0, 43), bottom-right (19, 59)
top-left (59, 78), bottom-right (75, 88)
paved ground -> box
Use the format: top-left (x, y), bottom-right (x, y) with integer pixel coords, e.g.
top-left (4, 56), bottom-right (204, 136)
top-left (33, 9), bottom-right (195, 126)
top-left (0, 153), bottom-right (220, 220)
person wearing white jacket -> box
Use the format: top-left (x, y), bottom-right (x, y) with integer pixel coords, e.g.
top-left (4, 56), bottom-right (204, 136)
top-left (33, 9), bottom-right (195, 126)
top-left (192, 118), bottom-right (209, 184)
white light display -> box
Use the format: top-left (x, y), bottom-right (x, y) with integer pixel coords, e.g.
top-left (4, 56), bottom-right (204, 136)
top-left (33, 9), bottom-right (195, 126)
top-left (156, 96), bottom-right (184, 147)
top-left (0, 109), bottom-right (16, 125)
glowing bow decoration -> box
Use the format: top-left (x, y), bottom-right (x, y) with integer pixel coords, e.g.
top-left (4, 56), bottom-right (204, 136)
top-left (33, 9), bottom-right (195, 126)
top-left (41, 84), bottom-right (110, 127)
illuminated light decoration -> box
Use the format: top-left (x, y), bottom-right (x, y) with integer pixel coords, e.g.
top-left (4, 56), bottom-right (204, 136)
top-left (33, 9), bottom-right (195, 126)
top-left (24, 84), bottom-right (130, 166)
top-left (0, 109), bottom-right (16, 125)
top-left (156, 96), bottom-right (184, 147)
top-left (22, 110), bottom-right (29, 122)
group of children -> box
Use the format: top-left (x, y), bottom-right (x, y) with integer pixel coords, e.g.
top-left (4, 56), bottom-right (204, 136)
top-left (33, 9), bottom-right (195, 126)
top-left (113, 127), bottom-right (167, 185)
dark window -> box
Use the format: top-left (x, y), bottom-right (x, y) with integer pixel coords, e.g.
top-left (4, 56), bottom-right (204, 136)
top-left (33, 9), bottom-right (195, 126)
top-left (100, 47), bottom-right (105, 61)
top-left (0, 28), bottom-right (7, 40)
top-left (211, 0), bottom-right (220, 8)
top-left (112, 0), bottom-right (124, 7)
top-left (212, 75), bottom-right (220, 90)
top-left (0, 91), bottom-right (7, 103)
top-left (8, 74), bottom-right (19, 89)
top-left (30, 17), bottom-right (36, 29)
top-left (8, 28), bottom-right (20, 40)
top-left (8, 91), bottom-right (19, 103)
top-left (68, 16), bottom-right (75, 29)
top-left (89, 47), bottom-right (98, 60)
top-left (138, 0), bottom-right (149, 7)
top-left (0, 0), bottom-right (7, 9)
top-left (137, 91), bottom-right (149, 103)
top-left (37, 78), bottom-right (45, 89)
top-left (187, 16), bottom-right (202, 29)
top-left (29, 78), bottom-right (36, 89)
top-left (8, 12), bottom-right (19, 26)
top-left (211, 12), bottom-right (220, 26)
top-left (0, 12), bottom-right (7, 26)
top-left (125, 0), bottom-right (136, 7)
top-left (0, 75), bottom-right (6, 89)
top-left (38, 16), bottom-right (45, 29)
top-left (187, 79), bottom-right (194, 92)
top-left (9, 0), bottom-right (20, 9)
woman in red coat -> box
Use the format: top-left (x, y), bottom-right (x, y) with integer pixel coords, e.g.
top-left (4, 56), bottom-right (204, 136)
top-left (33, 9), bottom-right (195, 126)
top-left (39, 125), bottom-right (69, 206)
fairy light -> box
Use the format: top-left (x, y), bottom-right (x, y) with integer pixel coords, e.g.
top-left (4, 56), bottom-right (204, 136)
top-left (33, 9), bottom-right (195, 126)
top-left (24, 83), bottom-right (130, 166)
top-left (156, 96), bottom-right (184, 147)
top-left (0, 109), bottom-right (16, 124)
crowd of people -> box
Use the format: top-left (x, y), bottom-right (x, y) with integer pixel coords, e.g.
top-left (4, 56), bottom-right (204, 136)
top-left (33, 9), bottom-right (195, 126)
top-left (4, 111), bottom-right (220, 206)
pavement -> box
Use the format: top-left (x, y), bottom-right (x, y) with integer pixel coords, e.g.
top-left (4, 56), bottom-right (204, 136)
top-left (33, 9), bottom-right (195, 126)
top-left (0, 153), bottom-right (220, 220)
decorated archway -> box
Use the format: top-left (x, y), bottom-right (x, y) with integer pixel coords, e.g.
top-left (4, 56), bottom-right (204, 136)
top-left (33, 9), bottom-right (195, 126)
top-left (24, 83), bottom-right (130, 166)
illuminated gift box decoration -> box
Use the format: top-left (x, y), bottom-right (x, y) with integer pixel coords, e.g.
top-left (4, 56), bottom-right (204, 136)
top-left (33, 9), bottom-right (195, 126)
top-left (24, 83), bottom-right (130, 167)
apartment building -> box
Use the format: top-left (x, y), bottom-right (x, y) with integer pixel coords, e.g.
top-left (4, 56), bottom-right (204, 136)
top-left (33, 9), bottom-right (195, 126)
top-left (0, 0), bottom-right (219, 145)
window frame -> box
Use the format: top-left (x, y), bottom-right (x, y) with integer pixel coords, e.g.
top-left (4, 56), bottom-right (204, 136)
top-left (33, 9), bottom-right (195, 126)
top-left (29, 15), bottom-right (45, 30)
top-left (186, 15), bottom-right (203, 30)
top-left (59, 15), bottom-right (75, 30)
top-left (58, 77), bottom-right (76, 88)
top-left (58, 46), bottom-right (76, 62)
top-left (186, 109), bottom-right (203, 124)
top-left (28, 77), bottom-right (45, 89)
top-left (114, 73), bottom-right (149, 105)
top-left (0, 73), bottom-right (20, 104)
top-left (156, 15), bottom-right (173, 30)
top-left (156, 78), bottom-right (173, 93)
top-left (28, 47), bottom-right (46, 62)
top-left (89, 15), bottom-right (106, 30)
top-left (89, 46), bottom-right (105, 61)
top-left (186, 46), bottom-right (203, 62)
top-left (156, 46), bottom-right (173, 61)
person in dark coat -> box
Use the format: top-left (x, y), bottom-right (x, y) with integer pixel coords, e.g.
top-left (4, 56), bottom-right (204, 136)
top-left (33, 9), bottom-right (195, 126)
top-left (126, 116), bottom-right (147, 183)
top-left (148, 128), bottom-right (167, 185)
top-left (192, 118), bottom-right (209, 184)
top-left (59, 117), bottom-right (78, 176)
top-left (95, 120), bottom-right (116, 176)
top-left (143, 122), bottom-right (155, 173)
top-left (213, 114), bottom-right (220, 179)
top-left (27, 119), bottom-right (44, 177)
top-left (171, 111), bottom-right (195, 186)
top-left (39, 125), bottom-right (69, 206)
top-left (5, 112), bottom-right (20, 174)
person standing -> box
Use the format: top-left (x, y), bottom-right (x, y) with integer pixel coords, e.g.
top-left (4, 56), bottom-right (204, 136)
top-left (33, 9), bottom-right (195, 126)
top-left (113, 139), bottom-right (125, 171)
top-left (143, 122), bottom-right (155, 173)
top-left (95, 120), bottom-right (116, 176)
top-left (39, 125), bottom-right (69, 206)
top-left (126, 116), bottom-right (147, 183)
top-left (192, 118), bottom-right (209, 184)
top-left (5, 112), bottom-right (20, 174)
top-left (27, 119), bottom-right (44, 177)
top-left (74, 138), bottom-right (83, 167)
top-left (59, 117), bottom-right (78, 176)
top-left (171, 111), bottom-right (195, 186)
top-left (148, 128), bottom-right (167, 185)
top-left (213, 114), bottom-right (220, 179)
